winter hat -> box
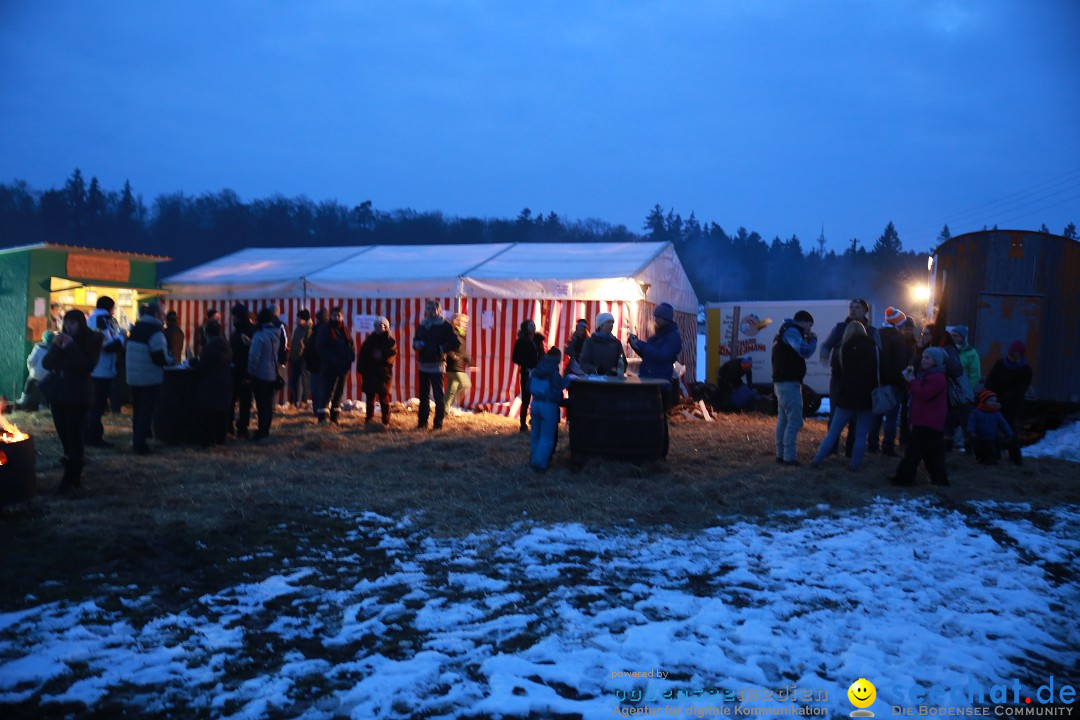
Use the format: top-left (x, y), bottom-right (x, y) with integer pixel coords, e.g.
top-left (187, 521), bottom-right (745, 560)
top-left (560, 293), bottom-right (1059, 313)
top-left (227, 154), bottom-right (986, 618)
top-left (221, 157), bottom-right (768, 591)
top-left (793, 310), bottom-right (814, 323)
top-left (595, 312), bottom-right (615, 328)
top-left (231, 303), bottom-right (249, 319)
top-left (952, 324), bottom-right (968, 342)
top-left (575, 318), bottom-right (589, 329)
top-left (42, 330), bottom-right (55, 345)
top-left (924, 347), bottom-right (946, 367)
top-left (1008, 340), bottom-right (1026, 357)
top-left (978, 389), bottom-right (998, 405)
top-left (653, 302), bottom-right (675, 321)
top-left (884, 306), bottom-right (907, 325)
top-left (740, 357), bottom-right (753, 369)
top-left (297, 309), bottom-right (311, 321)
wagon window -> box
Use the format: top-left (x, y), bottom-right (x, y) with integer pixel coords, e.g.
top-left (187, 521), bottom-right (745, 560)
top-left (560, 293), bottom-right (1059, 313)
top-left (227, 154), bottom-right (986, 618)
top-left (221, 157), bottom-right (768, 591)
top-left (1009, 235), bottom-right (1024, 259)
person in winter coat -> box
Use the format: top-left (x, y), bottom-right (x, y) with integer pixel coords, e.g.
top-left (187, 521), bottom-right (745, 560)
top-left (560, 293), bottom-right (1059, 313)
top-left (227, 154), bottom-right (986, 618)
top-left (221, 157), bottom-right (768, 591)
top-left (42, 309), bottom-right (101, 492)
top-left (196, 320), bottom-right (233, 446)
top-left (315, 307), bottom-right (355, 424)
top-left (512, 319), bottom-right (546, 431)
top-left (716, 357), bottom-right (757, 411)
top-left (966, 390), bottom-right (1013, 465)
top-left (867, 306), bottom-right (913, 457)
top-left (288, 309), bottom-right (312, 408)
top-left (889, 346), bottom-right (949, 486)
top-left (562, 319), bottom-right (590, 376)
top-left (819, 299), bottom-right (880, 456)
top-left (984, 339), bottom-right (1032, 465)
top-left (950, 325), bottom-right (981, 390)
top-left (304, 308), bottom-right (328, 421)
top-left (528, 347), bottom-right (570, 472)
top-left (248, 307), bottom-right (283, 440)
top-left (772, 310), bottom-right (817, 465)
top-left (443, 314), bottom-right (472, 416)
top-left (86, 296), bottom-right (125, 448)
top-left (126, 302), bottom-right (174, 454)
top-left (579, 312), bottom-right (624, 378)
top-left (811, 321), bottom-right (877, 471)
top-left (229, 303), bottom-right (255, 438)
top-left (164, 310), bottom-right (185, 362)
top-left (357, 316), bottom-right (397, 426)
top-left (192, 308), bottom-right (219, 359)
top-left (413, 300), bottom-right (459, 430)
top-left (628, 302), bottom-right (683, 408)
top-left (15, 329), bottom-right (55, 411)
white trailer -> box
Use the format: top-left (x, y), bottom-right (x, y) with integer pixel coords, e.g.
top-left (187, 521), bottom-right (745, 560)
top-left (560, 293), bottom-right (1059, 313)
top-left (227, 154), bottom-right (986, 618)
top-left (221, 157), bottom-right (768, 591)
top-left (704, 300), bottom-right (859, 396)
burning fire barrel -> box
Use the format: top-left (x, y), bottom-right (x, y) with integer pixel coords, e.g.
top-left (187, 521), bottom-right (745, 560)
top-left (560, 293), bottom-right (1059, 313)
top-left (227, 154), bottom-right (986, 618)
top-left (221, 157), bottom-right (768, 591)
top-left (0, 429), bottom-right (36, 505)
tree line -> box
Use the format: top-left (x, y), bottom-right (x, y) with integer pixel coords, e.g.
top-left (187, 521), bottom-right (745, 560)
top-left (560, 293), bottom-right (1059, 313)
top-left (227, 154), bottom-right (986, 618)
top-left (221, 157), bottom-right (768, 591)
top-left (2, 170), bottom-right (1075, 312)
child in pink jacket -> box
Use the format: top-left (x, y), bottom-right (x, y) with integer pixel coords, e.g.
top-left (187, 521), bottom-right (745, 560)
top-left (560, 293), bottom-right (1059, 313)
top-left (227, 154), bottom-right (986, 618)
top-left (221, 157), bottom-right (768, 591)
top-left (889, 346), bottom-right (949, 486)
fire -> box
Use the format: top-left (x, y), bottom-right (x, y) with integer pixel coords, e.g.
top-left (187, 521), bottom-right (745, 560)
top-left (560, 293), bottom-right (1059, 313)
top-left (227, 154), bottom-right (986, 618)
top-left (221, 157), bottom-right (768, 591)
top-left (1, 405), bottom-right (29, 443)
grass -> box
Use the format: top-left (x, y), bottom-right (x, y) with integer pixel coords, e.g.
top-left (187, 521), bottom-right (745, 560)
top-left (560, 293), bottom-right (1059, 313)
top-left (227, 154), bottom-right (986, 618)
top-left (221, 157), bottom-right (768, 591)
top-left (1, 402), bottom-right (1077, 614)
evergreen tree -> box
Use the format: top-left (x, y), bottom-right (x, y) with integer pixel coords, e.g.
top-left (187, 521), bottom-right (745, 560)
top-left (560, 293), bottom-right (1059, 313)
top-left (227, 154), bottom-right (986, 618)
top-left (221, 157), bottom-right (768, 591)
top-left (1064, 222), bottom-right (1077, 239)
top-left (936, 224), bottom-right (951, 244)
top-left (872, 221), bottom-right (902, 255)
top-left (1040, 223), bottom-right (1050, 233)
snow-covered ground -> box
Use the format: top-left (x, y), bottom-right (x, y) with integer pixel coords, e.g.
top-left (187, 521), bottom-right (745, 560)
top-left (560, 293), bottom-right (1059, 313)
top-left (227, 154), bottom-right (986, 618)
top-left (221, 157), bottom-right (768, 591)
top-left (2, 498), bottom-right (1077, 718)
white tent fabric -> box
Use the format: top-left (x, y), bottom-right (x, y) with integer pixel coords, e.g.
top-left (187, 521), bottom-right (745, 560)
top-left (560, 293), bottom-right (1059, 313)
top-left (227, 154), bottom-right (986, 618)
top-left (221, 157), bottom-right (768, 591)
top-left (460, 242), bottom-right (697, 313)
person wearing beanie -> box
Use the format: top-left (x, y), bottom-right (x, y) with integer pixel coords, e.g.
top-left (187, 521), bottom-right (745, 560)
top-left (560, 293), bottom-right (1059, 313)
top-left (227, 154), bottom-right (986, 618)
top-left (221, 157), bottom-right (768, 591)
top-left (869, 306), bottom-right (915, 457)
top-left (627, 302), bottom-right (683, 408)
top-left (579, 312), bottom-right (624, 378)
top-left (983, 339), bottom-right (1032, 465)
top-left (949, 325), bottom-right (981, 391)
top-left (288, 308), bottom-right (313, 408)
top-left (888, 343), bottom-right (949, 486)
top-left (966, 390), bottom-right (1013, 465)
top-left (86, 295), bottom-right (125, 447)
top-left (772, 310), bottom-right (817, 465)
top-left (527, 347), bottom-right (570, 472)
top-left (126, 302), bottom-right (174, 454)
top-left (883, 306), bottom-right (907, 326)
top-left (358, 316), bottom-right (397, 426)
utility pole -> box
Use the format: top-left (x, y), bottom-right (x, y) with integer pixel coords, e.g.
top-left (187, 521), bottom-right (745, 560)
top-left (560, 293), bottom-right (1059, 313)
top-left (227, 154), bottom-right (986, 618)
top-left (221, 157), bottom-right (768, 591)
top-left (816, 224), bottom-right (826, 256)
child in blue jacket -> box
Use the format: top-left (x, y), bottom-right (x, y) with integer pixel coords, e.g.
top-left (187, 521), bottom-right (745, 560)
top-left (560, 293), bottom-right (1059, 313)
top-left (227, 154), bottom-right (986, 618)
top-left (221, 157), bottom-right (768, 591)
top-left (528, 347), bottom-right (570, 471)
top-left (967, 390), bottom-right (1013, 465)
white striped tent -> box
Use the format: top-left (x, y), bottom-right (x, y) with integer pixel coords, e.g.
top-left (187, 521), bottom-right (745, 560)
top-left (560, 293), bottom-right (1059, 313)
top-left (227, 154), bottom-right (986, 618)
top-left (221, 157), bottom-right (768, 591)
top-left (161, 242), bottom-right (699, 416)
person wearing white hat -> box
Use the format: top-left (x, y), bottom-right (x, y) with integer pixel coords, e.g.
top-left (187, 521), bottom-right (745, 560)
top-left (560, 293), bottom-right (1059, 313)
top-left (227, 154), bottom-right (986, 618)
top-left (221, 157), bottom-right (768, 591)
top-left (579, 312), bottom-right (625, 377)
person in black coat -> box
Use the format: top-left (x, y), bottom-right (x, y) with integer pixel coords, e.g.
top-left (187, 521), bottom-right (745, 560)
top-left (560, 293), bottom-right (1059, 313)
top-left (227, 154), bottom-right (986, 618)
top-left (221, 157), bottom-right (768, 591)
top-left (511, 319), bottom-right (545, 432)
top-left (315, 307), bottom-right (355, 424)
top-left (412, 300), bottom-right (459, 430)
top-left (196, 321), bottom-right (233, 446)
top-left (811, 321), bottom-right (877, 470)
top-left (304, 308), bottom-right (328, 420)
top-left (984, 339), bottom-right (1033, 465)
top-left (867, 306), bottom-right (914, 456)
top-left (357, 316), bottom-right (397, 425)
top-left (41, 309), bottom-right (101, 492)
top-left (229, 303), bottom-right (255, 438)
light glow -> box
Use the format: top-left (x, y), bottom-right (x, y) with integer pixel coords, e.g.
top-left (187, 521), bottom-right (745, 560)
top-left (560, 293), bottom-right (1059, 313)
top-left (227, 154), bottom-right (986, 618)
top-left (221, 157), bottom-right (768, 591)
top-left (911, 284), bottom-right (931, 302)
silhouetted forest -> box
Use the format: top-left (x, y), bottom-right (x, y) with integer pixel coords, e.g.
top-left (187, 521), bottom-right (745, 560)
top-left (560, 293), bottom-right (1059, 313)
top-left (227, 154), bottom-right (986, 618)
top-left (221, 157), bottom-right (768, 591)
top-left (5, 170), bottom-right (1073, 311)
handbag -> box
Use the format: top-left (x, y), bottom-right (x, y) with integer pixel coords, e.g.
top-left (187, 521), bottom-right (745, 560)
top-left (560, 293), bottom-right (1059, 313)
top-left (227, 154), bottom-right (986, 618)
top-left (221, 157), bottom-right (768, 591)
top-left (871, 347), bottom-right (898, 415)
top-left (946, 373), bottom-right (974, 407)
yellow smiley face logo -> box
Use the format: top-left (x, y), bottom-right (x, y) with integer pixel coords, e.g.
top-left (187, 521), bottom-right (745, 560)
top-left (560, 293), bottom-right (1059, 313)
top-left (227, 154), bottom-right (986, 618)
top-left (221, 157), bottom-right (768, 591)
top-left (848, 678), bottom-right (877, 708)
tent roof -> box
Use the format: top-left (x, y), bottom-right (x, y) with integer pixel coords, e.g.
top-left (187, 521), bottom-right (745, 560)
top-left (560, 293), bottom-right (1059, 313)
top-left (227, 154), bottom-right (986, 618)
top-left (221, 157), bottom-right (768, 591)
top-left (162, 242), bottom-right (698, 311)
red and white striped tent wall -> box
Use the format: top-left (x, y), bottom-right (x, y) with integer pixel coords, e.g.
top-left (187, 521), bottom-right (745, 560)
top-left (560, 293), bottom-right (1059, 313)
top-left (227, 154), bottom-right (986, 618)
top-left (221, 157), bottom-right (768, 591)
top-left (162, 242), bottom-right (699, 417)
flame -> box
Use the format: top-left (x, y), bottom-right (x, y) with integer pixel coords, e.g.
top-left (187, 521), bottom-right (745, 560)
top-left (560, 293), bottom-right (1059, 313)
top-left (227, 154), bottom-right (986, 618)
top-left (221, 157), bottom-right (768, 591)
top-left (1, 405), bottom-right (29, 443)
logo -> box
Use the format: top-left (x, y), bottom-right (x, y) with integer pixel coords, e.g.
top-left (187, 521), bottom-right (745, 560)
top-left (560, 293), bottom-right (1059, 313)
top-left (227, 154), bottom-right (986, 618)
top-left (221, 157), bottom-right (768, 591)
top-left (848, 678), bottom-right (877, 717)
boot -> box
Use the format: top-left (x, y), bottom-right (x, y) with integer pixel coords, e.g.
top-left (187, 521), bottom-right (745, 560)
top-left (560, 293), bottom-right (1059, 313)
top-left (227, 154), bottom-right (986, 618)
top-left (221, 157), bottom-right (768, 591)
top-left (330, 408), bottom-right (340, 424)
top-left (68, 458), bottom-right (84, 488)
top-left (382, 411), bottom-right (390, 426)
top-left (317, 411), bottom-right (327, 424)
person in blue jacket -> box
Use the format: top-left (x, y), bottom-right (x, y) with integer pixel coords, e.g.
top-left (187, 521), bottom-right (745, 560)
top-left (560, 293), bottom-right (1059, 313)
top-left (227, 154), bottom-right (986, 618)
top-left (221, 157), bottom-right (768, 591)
top-left (966, 390), bottom-right (1013, 465)
top-left (627, 302), bottom-right (683, 409)
top-left (528, 347), bottom-right (570, 472)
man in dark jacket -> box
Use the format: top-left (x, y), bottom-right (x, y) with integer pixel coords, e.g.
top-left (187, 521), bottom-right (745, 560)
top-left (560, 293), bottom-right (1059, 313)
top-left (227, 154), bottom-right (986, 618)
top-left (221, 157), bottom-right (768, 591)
top-left (413, 300), bottom-right (458, 430)
top-left (304, 308), bottom-right (328, 420)
top-left (196, 321), bottom-right (232, 446)
top-left (229, 303), bottom-right (255, 438)
top-left (984, 340), bottom-right (1032, 465)
top-left (771, 310), bottom-right (817, 465)
top-left (819, 299), bottom-right (880, 455)
top-left (288, 309), bottom-right (312, 408)
top-left (315, 307), bottom-right (355, 424)
top-left (868, 306), bottom-right (914, 456)
top-left (628, 302), bottom-right (683, 409)
top-left (192, 308), bottom-right (219, 358)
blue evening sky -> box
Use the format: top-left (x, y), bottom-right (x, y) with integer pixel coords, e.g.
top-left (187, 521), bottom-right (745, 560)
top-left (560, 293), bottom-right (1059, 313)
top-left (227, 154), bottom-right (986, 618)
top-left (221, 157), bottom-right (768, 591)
top-left (1, 0), bottom-right (1078, 252)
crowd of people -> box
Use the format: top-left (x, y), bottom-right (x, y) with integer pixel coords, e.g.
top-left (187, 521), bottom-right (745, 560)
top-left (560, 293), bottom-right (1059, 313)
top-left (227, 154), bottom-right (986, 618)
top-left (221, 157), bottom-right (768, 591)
top-left (18, 292), bottom-right (1031, 493)
top-left (764, 299), bottom-right (1033, 487)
